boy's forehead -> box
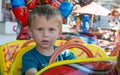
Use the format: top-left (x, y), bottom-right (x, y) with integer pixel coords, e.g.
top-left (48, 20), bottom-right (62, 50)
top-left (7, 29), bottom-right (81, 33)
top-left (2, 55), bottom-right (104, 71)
top-left (33, 16), bottom-right (60, 25)
top-left (33, 16), bottom-right (59, 23)
top-left (31, 15), bottom-right (62, 25)
top-left (35, 15), bottom-right (59, 21)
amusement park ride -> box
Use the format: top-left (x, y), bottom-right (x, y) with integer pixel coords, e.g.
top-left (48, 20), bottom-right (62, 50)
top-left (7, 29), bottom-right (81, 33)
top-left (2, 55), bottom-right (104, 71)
top-left (0, 0), bottom-right (120, 75)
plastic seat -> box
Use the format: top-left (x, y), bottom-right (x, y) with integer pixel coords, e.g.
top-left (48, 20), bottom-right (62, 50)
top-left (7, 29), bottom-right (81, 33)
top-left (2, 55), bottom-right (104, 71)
top-left (0, 39), bottom-right (36, 74)
top-left (0, 47), bottom-right (5, 75)
top-left (54, 40), bottom-right (67, 47)
top-left (85, 44), bottom-right (108, 57)
top-left (70, 44), bottom-right (108, 59)
top-left (36, 57), bottom-right (117, 75)
top-left (0, 40), bottom-right (28, 74)
top-left (56, 38), bottom-right (107, 59)
top-left (21, 39), bottom-right (36, 48)
top-left (55, 37), bottom-right (86, 47)
top-left (9, 45), bottom-right (36, 75)
top-left (110, 44), bottom-right (120, 56)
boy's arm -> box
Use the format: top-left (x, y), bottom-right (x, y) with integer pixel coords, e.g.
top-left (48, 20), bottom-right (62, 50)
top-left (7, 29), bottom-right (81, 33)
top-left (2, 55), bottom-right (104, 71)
top-left (25, 68), bottom-right (37, 75)
top-left (22, 52), bottom-right (38, 75)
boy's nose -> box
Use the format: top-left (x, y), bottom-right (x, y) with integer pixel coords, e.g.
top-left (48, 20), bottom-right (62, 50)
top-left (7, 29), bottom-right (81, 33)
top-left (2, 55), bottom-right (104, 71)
top-left (43, 30), bottom-right (49, 37)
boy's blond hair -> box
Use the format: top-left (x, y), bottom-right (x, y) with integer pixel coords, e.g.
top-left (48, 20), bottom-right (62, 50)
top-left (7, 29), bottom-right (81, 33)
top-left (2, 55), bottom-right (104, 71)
top-left (28, 4), bottom-right (62, 30)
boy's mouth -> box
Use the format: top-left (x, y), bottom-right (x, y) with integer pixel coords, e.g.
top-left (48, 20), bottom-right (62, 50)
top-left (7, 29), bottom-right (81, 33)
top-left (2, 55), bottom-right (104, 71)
top-left (42, 40), bottom-right (49, 43)
top-left (42, 40), bottom-right (49, 42)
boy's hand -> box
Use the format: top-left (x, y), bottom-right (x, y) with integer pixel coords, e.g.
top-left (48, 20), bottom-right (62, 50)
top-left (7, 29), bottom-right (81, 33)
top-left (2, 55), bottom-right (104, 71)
top-left (25, 68), bottom-right (37, 75)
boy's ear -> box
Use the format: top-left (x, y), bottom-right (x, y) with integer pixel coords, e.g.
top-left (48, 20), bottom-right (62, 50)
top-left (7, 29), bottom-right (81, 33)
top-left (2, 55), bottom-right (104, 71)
top-left (58, 30), bottom-right (62, 36)
top-left (57, 30), bottom-right (62, 39)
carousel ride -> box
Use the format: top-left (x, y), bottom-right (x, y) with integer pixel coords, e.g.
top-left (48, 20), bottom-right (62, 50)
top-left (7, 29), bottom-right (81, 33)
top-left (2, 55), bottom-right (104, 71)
top-left (0, 0), bottom-right (120, 75)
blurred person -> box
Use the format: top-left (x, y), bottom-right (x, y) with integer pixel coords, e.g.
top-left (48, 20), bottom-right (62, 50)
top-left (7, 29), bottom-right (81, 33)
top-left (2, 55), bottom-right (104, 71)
top-left (76, 18), bottom-right (81, 32)
top-left (2, 1), bottom-right (16, 22)
top-left (113, 30), bottom-right (120, 43)
top-left (97, 27), bottom-right (103, 33)
top-left (102, 32), bottom-right (109, 40)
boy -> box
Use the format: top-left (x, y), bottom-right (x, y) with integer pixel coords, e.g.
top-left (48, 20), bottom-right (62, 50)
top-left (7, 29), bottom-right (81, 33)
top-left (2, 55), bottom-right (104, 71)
top-left (21, 4), bottom-right (76, 75)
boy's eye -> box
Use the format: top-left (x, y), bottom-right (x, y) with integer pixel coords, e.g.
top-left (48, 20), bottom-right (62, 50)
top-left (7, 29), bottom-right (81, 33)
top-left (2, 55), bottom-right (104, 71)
top-left (38, 28), bottom-right (42, 31)
top-left (49, 28), bottom-right (55, 31)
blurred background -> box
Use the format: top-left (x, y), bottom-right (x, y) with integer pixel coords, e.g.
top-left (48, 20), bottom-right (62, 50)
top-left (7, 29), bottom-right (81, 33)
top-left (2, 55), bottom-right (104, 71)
top-left (0, 0), bottom-right (120, 45)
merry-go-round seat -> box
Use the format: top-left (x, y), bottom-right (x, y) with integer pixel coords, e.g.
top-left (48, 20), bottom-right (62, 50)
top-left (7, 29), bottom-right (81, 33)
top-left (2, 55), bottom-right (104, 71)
top-left (0, 40), bottom-right (28, 74)
top-left (8, 38), bottom-right (115, 75)
top-left (9, 44), bottom-right (36, 75)
top-left (36, 56), bottom-right (117, 75)
top-left (55, 38), bottom-right (108, 58)
top-left (0, 39), bottom-right (36, 75)
top-left (68, 43), bottom-right (108, 59)
top-left (0, 48), bottom-right (5, 75)
top-left (9, 38), bottom-right (91, 75)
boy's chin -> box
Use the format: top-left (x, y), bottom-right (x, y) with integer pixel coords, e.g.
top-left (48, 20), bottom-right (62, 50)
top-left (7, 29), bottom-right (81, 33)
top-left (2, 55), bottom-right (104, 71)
top-left (41, 45), bottom-right (51, 48)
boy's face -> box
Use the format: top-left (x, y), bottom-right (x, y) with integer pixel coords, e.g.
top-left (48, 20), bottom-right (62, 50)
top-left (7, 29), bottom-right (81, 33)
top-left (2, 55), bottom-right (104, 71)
top-left (29, 16), bottom-right (61, 49)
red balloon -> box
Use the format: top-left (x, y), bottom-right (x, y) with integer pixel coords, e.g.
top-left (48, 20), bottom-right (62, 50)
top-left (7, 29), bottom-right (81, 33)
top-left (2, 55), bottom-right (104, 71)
top-left (17, 26), bottom-right (29, 39)
top-left (58, 0), bottom-right (63, 3)
top-left (40, 0), bottom-right (52, 4)
top-left (26, 0), bottom-right (36, 9)
top-left (35, 0), bottom-right (41, 5)
top-left (12, 7), bottom-right (29, 26)
top-left (52, 2), bottom-right (60, 8)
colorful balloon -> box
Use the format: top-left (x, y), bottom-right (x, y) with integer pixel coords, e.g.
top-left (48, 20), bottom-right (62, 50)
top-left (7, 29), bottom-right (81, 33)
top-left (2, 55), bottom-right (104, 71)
top-left (82, 15), bottom-right (90, 33)
top-left (52, 1), bottom-right (60, 8)
top-left (11, 0), bottom-right (26, 8)
top-left (12, 6), bottom-right (29, 26)
top-left (59, 2), bottom-right (73, 18)
top-left (26, 0), bottom-right (36, 9)
top-left (17, 25), bottom-right (29, 39)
